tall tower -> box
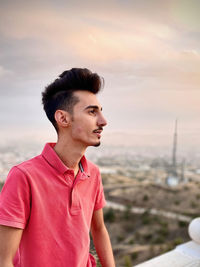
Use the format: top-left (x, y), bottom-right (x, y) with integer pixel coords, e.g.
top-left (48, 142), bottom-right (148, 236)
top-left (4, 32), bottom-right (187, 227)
top-left (172, 119), bottom-right (178, 176)
top-left (166, 119), bottom-right (179, 186)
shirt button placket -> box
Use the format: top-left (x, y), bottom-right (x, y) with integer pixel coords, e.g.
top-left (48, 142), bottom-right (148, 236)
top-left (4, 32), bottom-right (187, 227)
top-left (70, 181), bottom-right (81, 215)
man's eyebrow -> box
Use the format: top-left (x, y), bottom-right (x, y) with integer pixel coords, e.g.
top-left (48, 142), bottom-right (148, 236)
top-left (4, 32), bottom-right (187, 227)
top-left (84, 105), bottom-right (103, 111)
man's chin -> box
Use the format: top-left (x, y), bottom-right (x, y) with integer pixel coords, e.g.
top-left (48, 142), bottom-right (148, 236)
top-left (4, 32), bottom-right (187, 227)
top-left (93, 141), bottom-right (101, 147)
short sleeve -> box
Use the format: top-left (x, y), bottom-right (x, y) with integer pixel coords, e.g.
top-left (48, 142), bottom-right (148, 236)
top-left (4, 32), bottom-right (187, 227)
top-left (94, 171), bottom-right (106, 211)
top-left (0, 166), bottom-right (31, 229)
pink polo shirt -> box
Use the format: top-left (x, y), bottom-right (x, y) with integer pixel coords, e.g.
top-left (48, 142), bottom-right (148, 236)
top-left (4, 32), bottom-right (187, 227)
top-left (0, 143), bottom-right (106, 267)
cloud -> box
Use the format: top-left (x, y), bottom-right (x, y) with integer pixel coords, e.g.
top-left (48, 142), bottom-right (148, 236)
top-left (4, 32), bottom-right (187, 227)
top-left (0, 66), bottom-right (12, 78)
top-left (0, 1), bottom-right (199, 74)
top-left (0, 0), bottom-right (199, 139)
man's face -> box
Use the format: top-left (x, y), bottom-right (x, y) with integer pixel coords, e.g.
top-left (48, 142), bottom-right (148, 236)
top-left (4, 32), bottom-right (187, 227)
top-left (68, 90), bottom-right (107, 148)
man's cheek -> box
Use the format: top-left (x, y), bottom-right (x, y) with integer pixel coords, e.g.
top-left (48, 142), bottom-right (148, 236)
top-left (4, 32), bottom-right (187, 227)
top-left (75, 126), bottom-right (85, 135)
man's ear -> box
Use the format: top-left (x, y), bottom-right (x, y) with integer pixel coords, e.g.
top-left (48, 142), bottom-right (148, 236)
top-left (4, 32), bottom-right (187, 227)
top-left (54, 110), bottom-right (71, 128)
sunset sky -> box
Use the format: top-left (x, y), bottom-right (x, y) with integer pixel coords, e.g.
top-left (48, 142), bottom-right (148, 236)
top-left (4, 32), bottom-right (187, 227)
top-left (0, 0), bottom-right (199, 148)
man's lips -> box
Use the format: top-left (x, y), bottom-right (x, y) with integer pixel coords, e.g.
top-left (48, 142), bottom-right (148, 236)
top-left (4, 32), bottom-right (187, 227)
top-left (93, 128), bottom-right (103, 134)
top-left (93, 128), bottom-right (103, 137)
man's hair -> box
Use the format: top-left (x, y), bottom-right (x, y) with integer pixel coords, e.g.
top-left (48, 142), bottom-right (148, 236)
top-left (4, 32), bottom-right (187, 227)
top-left (42, 68), bottom-right (104, 131)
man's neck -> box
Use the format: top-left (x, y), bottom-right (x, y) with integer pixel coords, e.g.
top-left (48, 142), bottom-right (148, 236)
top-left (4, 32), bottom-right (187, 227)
top-left (53, 139), bottom-right (86, 177)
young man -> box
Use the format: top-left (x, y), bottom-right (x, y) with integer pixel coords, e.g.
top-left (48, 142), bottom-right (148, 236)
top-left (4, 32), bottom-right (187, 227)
top-left (0, 68), bottom-right (115, 267)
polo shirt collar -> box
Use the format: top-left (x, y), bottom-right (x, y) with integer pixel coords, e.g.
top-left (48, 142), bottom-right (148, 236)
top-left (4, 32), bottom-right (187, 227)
top-left (42, 143), bottom-right (90, 177)
top-left (79, 154), bottom-right (90, 178)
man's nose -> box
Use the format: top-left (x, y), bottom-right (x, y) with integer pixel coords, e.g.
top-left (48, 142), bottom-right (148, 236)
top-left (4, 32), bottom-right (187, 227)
top-left (98, 113), bottom-right (107, 127)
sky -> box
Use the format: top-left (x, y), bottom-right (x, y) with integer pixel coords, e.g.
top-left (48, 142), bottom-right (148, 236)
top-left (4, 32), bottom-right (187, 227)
top-left (0, 0), bottom-right (200, 150)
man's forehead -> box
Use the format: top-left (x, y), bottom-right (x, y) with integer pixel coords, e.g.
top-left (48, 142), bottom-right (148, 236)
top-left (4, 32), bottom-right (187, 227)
top-left (74, 90), bottom-right (101, 108)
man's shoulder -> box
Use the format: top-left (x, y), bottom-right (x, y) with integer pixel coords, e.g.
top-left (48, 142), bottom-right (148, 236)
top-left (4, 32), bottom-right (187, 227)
top-left (15, 153), bottom-right (43, 174)
top-left (85, 158), bottom-right (100, 173)
top-left (85, 157), bottom-right (97, 167)
top-left (4, 154), bottom-right (43, 186)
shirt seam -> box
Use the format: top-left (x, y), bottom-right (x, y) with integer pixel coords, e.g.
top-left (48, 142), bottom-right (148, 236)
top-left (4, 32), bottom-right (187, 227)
top-left (14, 166), bottom-right (30, 183)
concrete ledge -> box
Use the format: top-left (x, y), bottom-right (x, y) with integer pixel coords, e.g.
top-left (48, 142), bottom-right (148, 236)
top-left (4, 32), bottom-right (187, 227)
top-left (134, 241), bottom-right (200, 267)
top-left (134, 218), bottom-right (200, 267)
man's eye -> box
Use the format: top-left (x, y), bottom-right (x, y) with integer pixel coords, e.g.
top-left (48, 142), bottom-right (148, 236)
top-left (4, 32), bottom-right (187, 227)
top-left (89, 110), bottom-right (96, 115)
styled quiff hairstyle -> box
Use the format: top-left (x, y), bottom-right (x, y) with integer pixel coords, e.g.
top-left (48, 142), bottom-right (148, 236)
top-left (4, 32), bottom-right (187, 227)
top-left (42, 68), bottom-right (104, 131)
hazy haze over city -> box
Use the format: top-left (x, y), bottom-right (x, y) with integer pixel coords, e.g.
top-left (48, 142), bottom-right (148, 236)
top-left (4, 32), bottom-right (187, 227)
top-left (0, 0), bottom-right (200, 151)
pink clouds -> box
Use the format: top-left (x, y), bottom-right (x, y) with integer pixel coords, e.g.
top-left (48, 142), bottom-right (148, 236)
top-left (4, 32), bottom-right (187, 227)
top-left (0, 0), bottom-right (199, 143)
